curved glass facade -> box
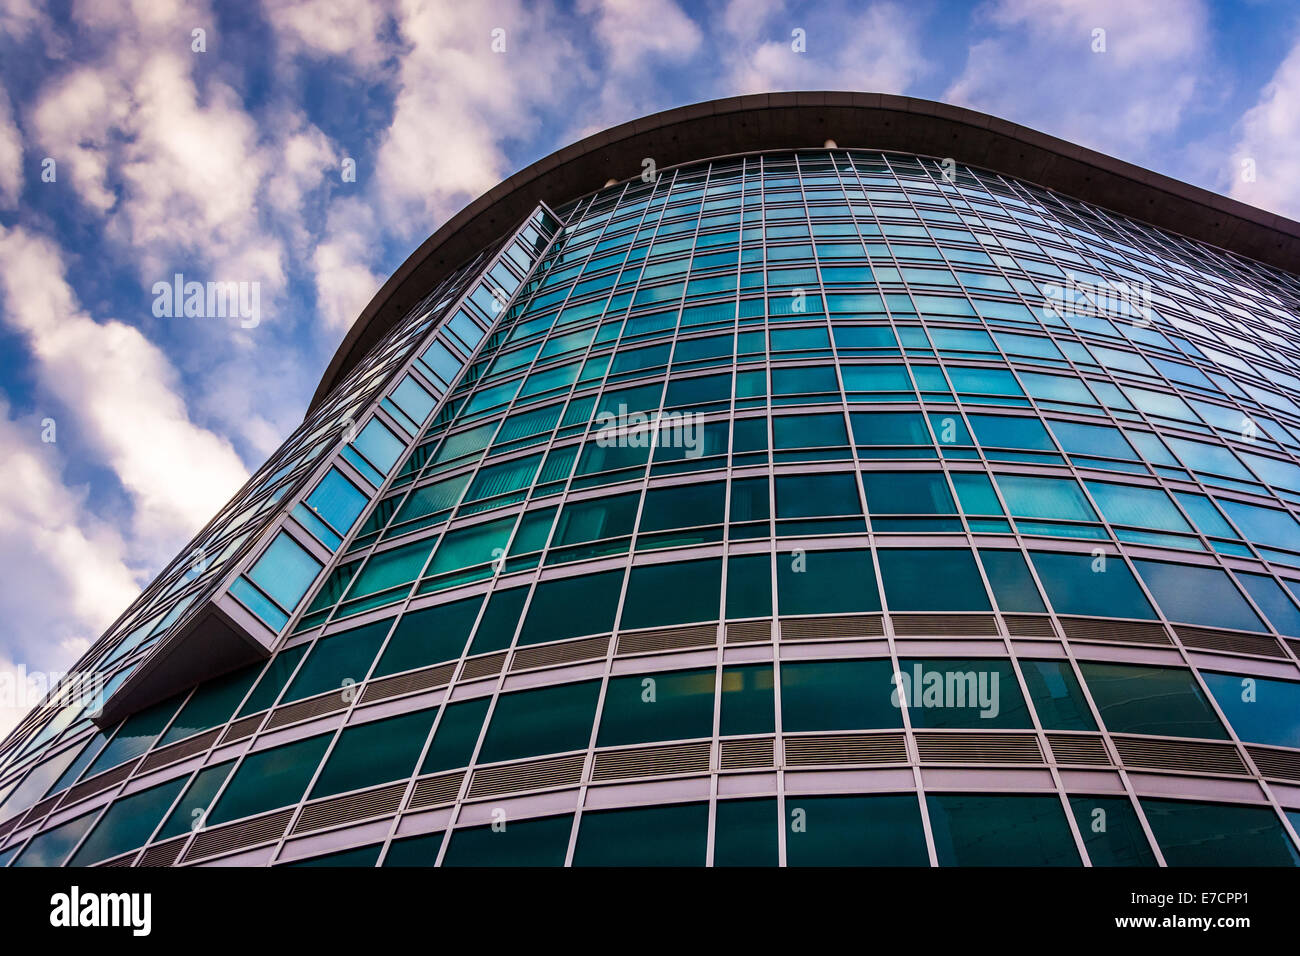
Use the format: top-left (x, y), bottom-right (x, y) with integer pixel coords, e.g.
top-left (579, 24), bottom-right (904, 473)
top-left (4, 147), bottom-right (1300, 867)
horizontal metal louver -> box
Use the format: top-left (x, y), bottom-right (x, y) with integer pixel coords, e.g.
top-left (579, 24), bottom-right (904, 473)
top-left (890, 613), bottom-right (999, 636)
top-left (1059, 617), bottom-right (1172, 646)
top-left (590, 740), bottom-right (711, 781)
top-left (1112, 735), bottom-right (1248, 775)
top-left (180, 808), bottom-right (294, 863)
top-left (292, 781), bottom-right (407, 834)
top-left (725, 620), bottom-right (773, 644)
top-left (138, 727), bottom-right (221, 774)
top-left (1003, 614), bottom-right (1058, 638)
top-left (137, 836), bottom-right (186, 867)
top-left (467, 753), bottom-right (585, 798)
top-left (509, 634), bottom-right (610, 672)
top-left (1046, 733), bottom-right (1111, 766)
top-left (360, 662), bottom-right (455, 704)
top-left (1175, 626), bottom-right (1284, 658)
top-left (779, 614), bottom-right (884, 641)
top-left (265, 689), bottom-right (350, 730)
top-left (98, 852), bottom-right (138, 867)
top-left (1245, 745), bottom-right (1300, 782)
top-left (914, 732), bottom-right (1043, 764)
top-left (459, 651), bottom-right (507, 681)
top-left (719, 736), bottom-right (775, 769)
top-left (616, 624), bottom-right (717, 655)
top-left (22, 791), bottom-right (62, 828)
top-left (783, 732), bottom-right (907, 766)
top-left (60, 757), bottom-right (143, 808)
top-left (407, 770), bottom-right (465, 810)
top-left (219, 712), bottom-right (266, 745)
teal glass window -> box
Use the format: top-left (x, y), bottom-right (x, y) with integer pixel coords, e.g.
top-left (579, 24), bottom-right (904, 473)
top-left (86, 695), bottom-right (182, 778)
top-left (1131, 559), bottom-right (1265, 632)
top-left (478, 680), bottom-right (600, 763)
top-left (421, 697), bottom-right (490, 773)
top-left (518, 569), bottom-right (623, 644)
top-left (879, 548), bottom-right (990, 611)
top-left (443, 814), bottom-right (573, 866)
top-left (861, 471), bottom-right (954, 514)
top-left (620, 558), bottom-right (721, 629)
top-left (10, 811), bottom-right (96, 867)
top-left (772, 412), bottom-right (848, 448)
top-left (781, 659), bottom-right (900, 732)
top-left (311, 707), bottom-right (438, 798)
top-left (286, 844), bottom-right (382, 867)
top-left (966, 414), bottom-right (1055, 450)
top-left (927, 794), bottom-right (1080, 866)
top-left (350, 418), bottom-right (404, 474)
top-left (161, 665), bottom-right (260, 745)
top-left (1078, 662), bottom-right (1226, 739)
top-left (1084, 481), bottom-right (1190, 533)
top-left (714, 798), bottom-right (778, 866)
top-left (1235, 571), bottom-right (1300, 637)
top-left (1068, 796), bottom-right (1156, 866)
top-left (469, 586), bottom-right (527, 653)
top-left (1141, 799), bottom-right (1300, 866)
top-left (552, 492), bottom-right (640, 556)
top-left (719, 664), bottom-right (775, 736)
top-left (785, 795), bottom-right (929, 866)
top-left (156, 761), bottom-right (234, 840)
top-left (208, 733), bottom-right (332, 825)
top-left (977, 549), bottom-right (1046, 612)
top-left (1202, 672), bottom-right (1300, 748)
top-left (237, 644), bottom-right (308, 716)
top-left (1028, 550), bottom-right (1155, 619)
top-left (374, 596), bottom-right (482, 676)
top-left (851, 411), bottom-right (930, 446)
top-left (1020, 660), bottom-right (1096, 730)
top-left (382, 832), bottom-right (444, 866)
top-left (638, 482), bottom-right (725, 536)
top-left (573, 802), bottom-right (708, 866)
top-left (283, 619), bottom-right (389, 702)
top-left (596, 668), bottom-right (715, 746)
top-left (245, 532), bottom-right (322, 615)
top-left (304, 468), bottom-right (368, 536)
top-left (69, 777), bottom-right (187, 865)
top-left (777, 548), bottom-right (879, 615)
top-left (725, 553), bottom-right (771, 619)
top-left (995, 474), bottom-right (1098, 523)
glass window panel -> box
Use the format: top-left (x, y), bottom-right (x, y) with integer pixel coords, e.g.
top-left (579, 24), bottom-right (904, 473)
top-left (573, 802), bottom-right (708, 866)
top-left (1068, 796), bottom-right (1156, 866)
top-left (69, 777), bottom-right (187, 865)
top-left (1028, 551), bottom-right (1155, 619)
top-left (878, 548), bottom-right (991, 611)
top-left (714, 798), bottom-right (778, 867)
top-left (519, 570), bottom-right (623, 644)
top-left (597, 668), bottom-right (715, 746)
top-left (1140, 799), bottom-right (1300, 866)
top-left (1202, 671), bottom-right (1300, 748)
top-left (1021, 659), bottom-right (1096, 730)
top-left (861, 471), bottom-right (954, 514)
top-left (208, 733), bottom-right (332, 825)
top-left (443, 814), bottom-right (573, 866)
top-left (777, 548), bottom-right (880, 614)
top-left (478, 681), bottom-right (600, 763)
top-left (1131, 559), bottom-right (1265, 632)
top-left (374, 596), bottom-right (482, 676)
top-left (421, 698), bottom-right (490, 773)
top-left (927, 794), bottom-right (1080, 866)
top-left (781, 659), bottom-right (900, 732)
top-left (785, 795), bottom-right (929, 866)
top-left (311, 707), bottom-right (438, 798)
top-left (1078, 661), bottom-right (1226, 739)
top-left (620, 558), bottom-right (721, 629)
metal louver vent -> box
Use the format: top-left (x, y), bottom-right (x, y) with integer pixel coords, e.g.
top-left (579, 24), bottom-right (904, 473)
top-left (591, 740), bottom-right (711, 781)
top-left (615, 624), bottom-right (717, 655)
top-left (890, 613), bottom-right (999, 636)
top-left (1112, 736), bottom-right (1248, 775)
top-left (407, 770), bottom-right (465, 810)
top-left (459, 651), bottom-right (507, 681)
top-left (1175, 626), bottom-right (1284, 658)
top-left (138, 727), bottom-right (221, 774)
top-left (22, 791), bottom-right (62, 828)
top-left (137, 836), bottom-right (187, 867)
top-left (779, 614), bottom-right (885, 641)
top-left (99, 852), bottom-right (138, 867)
top-left (180, 808), bottom-right (294, 863)
top-left (1059, 617), bottom-right (1172, 646)
top-left (783, 732), bottom-right (907, 766)
top-left (719, 736), bottom-right (775, 769)
top-left (1046, 733), bottom-right (1111, 766)
top-left (360, 662), bottom-right (455, 704)
top-left (724, 620), bottom-right (773, 644)
top-left (914, 732), bottom-right (1043, 764)
top-left (1003, 614), bottom-right (1058, 638)
top-left (1245, 745), bottom-right (1300, 782)
top-left (265, 689), bottom-right (350, 731)
top-left (467, 753), bottom-right (585, 799)
top-left (61, 757), bottom-right (143, 808)
top-left (291, 781), bottom-right (407, 834)
top-left (510, 634), bottom-right (610, 672)
top-left (219, 712), bottom-right (265, 745)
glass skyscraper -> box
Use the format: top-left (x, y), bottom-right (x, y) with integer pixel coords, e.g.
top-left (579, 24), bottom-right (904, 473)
top-left (4, 93), bottom-right (1300, 867)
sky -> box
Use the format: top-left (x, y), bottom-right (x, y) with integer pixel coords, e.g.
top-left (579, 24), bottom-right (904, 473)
top-left (0, 0), bottom-right (1297, 737)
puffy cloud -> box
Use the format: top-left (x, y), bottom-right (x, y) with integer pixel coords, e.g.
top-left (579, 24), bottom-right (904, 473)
top-left (265, 0), bottom-right (396, 69)
top-left (1229, 35), bottom-right (1300, 219)
top-left (578, 0), bottom-right (702, 72)
top-left (312, 196), bottom-right (384, 332)
top-left (0, 225), bottom-right (249, 549)
top-left (0, 88), bottom-right (19, 208)
top-left (945, 0), bottom-right (1210, 158)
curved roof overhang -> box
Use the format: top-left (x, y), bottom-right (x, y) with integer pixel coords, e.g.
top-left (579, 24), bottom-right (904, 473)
top-left (308, 91), bottom-right (1300, 414)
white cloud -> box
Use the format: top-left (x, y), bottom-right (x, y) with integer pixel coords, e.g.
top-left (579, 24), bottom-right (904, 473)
top-left (313, 196), bottom-right (384, 332)
top-left (1229, 35), bottom-right (1300, 219)
top-left (0, 225), bottom-right (249, 550)
top-left (945, 0), bottom-right (1210, 158)
top-left (0, 88), bottom-right (20, 208)
top-left (578, 0), bottom-right (702, 72)
top-left (265, 0), bottom-right (396, 69)
top-left (0, 404), bottom-right (140, 739)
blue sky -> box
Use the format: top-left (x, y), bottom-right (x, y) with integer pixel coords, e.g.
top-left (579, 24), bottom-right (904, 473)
top-left (0, 0), bottom-right (1297, 734)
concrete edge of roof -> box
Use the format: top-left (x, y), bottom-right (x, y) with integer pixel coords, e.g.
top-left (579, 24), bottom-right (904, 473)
top-left (306, 90), bottom-right (1300, 415)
